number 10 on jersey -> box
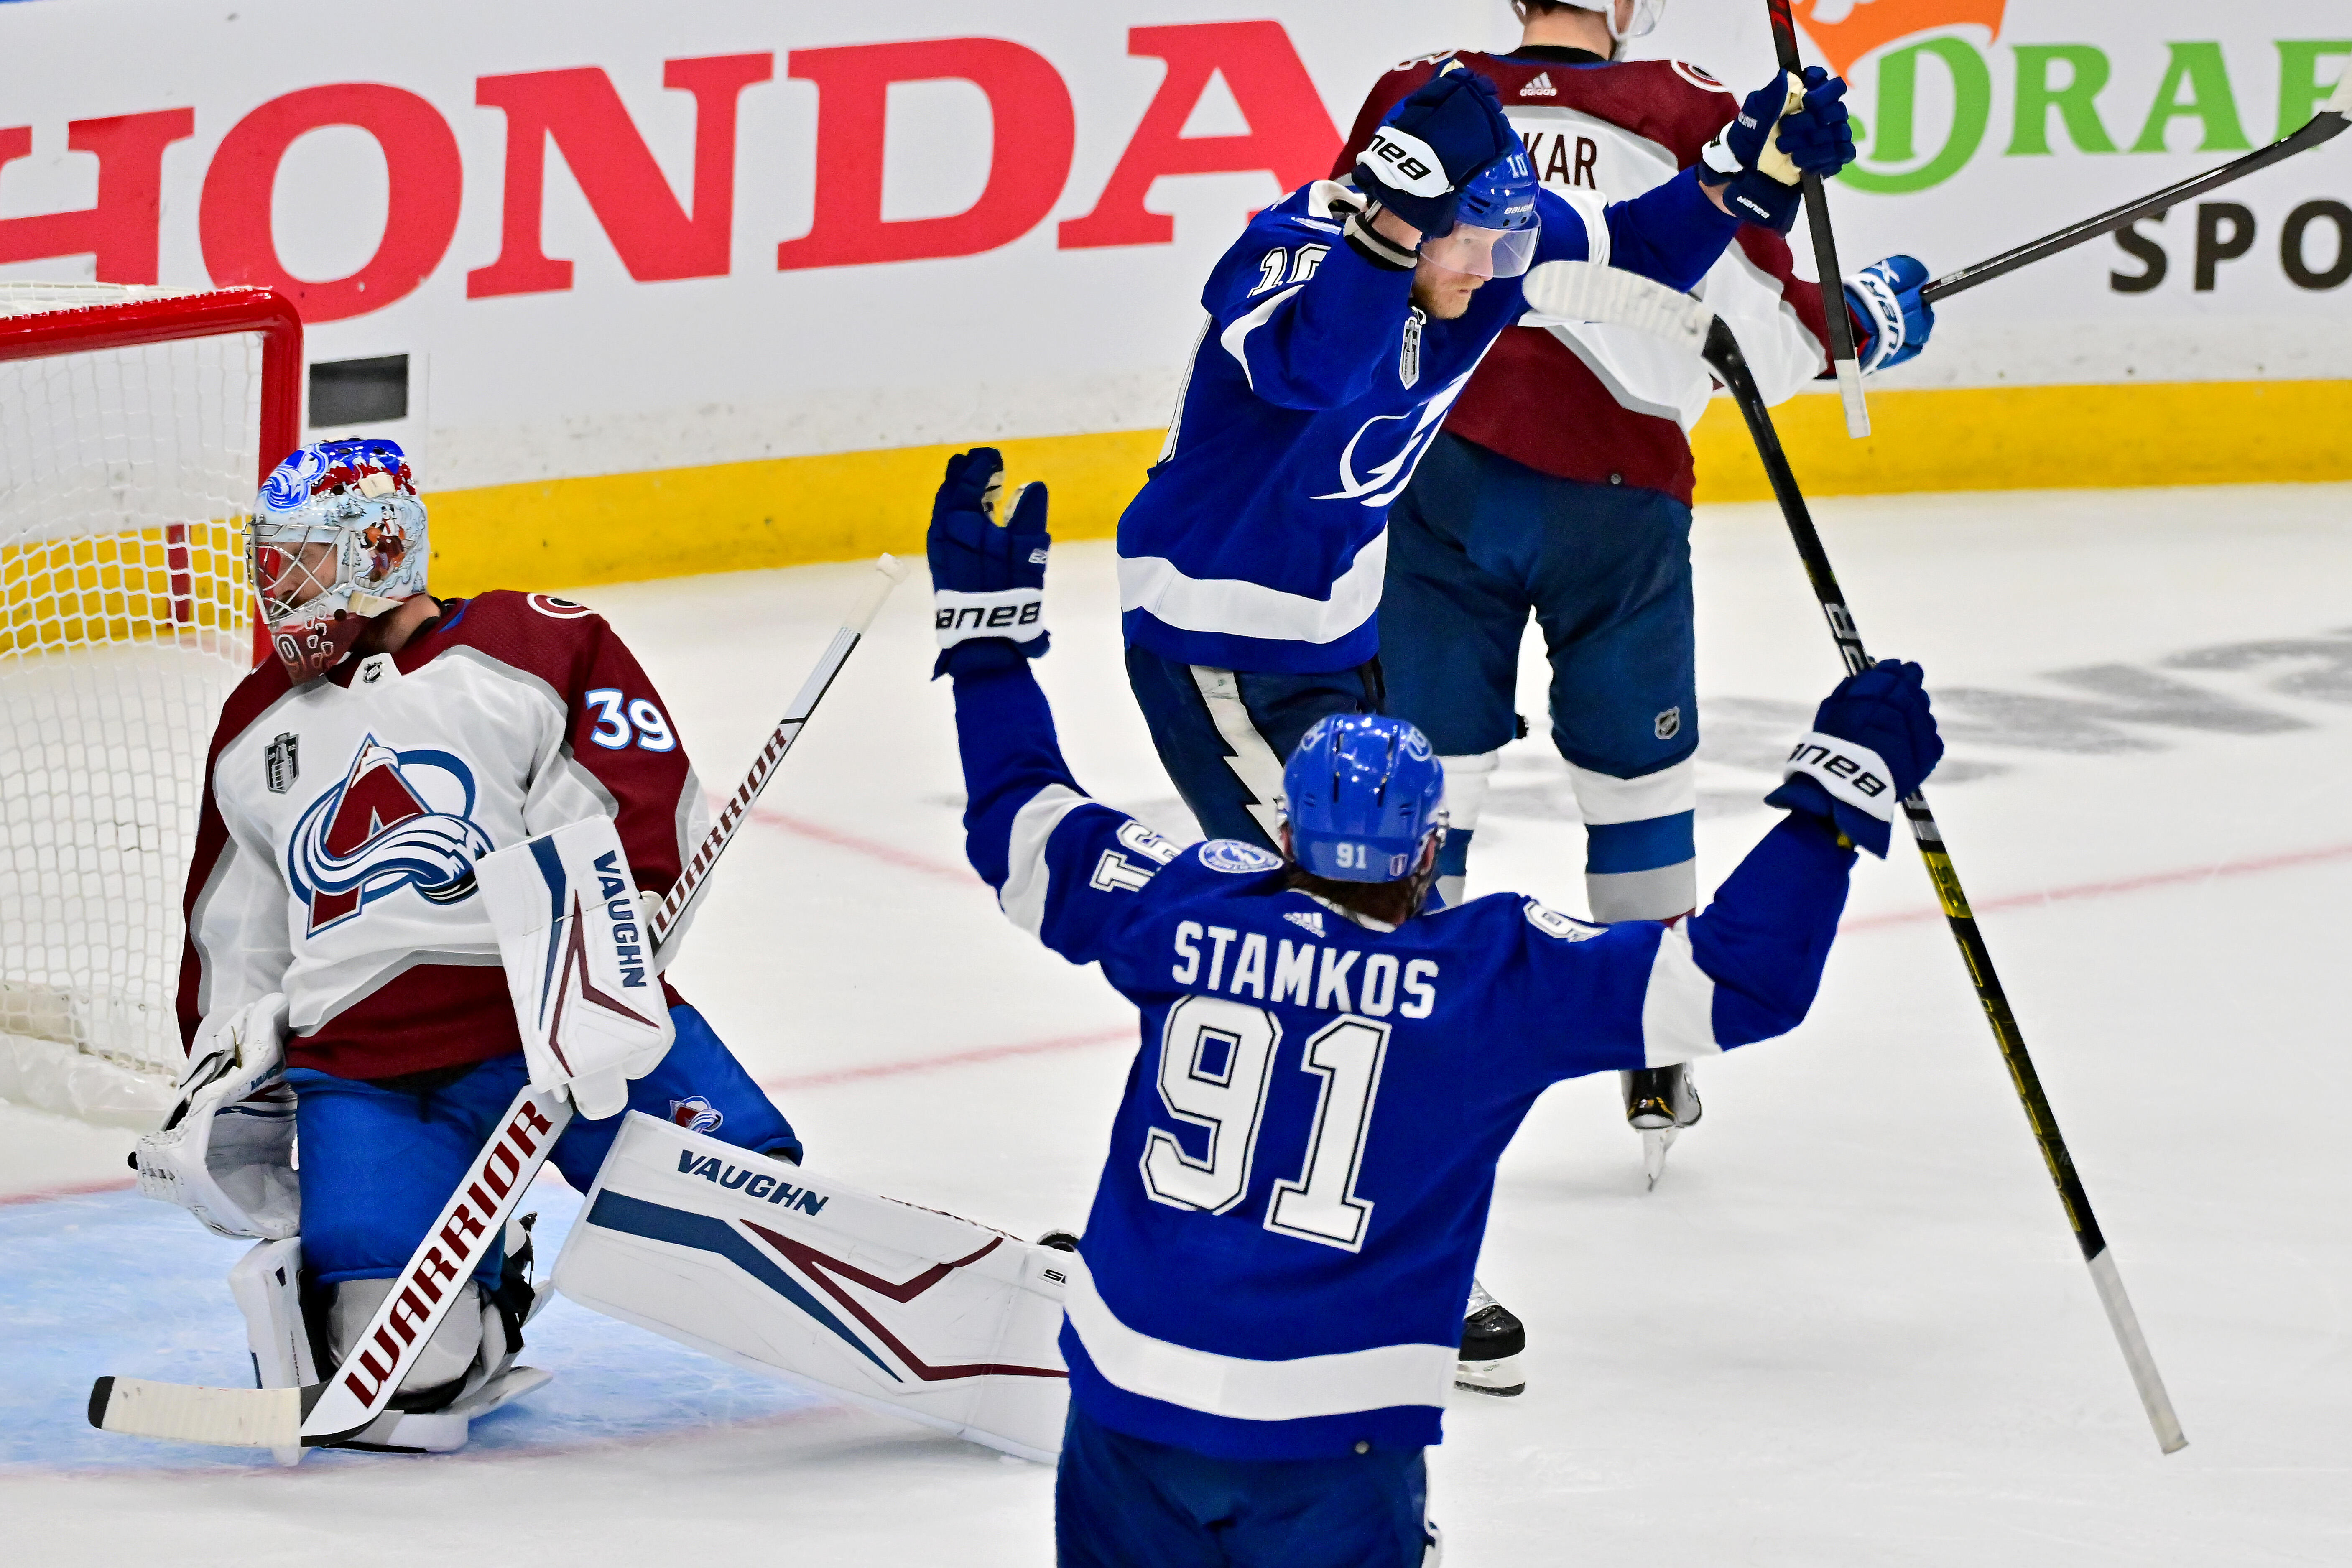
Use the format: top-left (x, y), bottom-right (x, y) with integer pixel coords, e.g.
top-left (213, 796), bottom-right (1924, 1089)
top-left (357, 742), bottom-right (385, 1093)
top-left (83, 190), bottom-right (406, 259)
top-left (1141, 995), bottom-right (1390, 1252)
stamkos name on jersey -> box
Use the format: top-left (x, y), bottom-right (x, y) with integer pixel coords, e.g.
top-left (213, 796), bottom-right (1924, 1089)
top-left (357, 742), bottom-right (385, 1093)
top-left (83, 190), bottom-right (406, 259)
top-left (592, 849), bottom-right (650, 987)
top-left (676, 1149), bottom-right (830, 1214)
top-left (1173, 921), bottom-right (1438, 1018)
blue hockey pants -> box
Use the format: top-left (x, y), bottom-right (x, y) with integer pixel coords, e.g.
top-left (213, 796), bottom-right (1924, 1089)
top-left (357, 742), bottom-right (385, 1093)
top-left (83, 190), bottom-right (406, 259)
top-left (1056, 1404), bottom-right (1434, 1568)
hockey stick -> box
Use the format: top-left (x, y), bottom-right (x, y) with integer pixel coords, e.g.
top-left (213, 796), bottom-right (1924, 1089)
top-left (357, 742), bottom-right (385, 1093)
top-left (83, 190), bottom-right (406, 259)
top-left (91, 1084), bottom-right (572, 1452)
top-left (89, 557), bottom-right (912, 1453)
top-left (1920, 67), bottom-right (2351, 304)
top-left (1766, 0), bottom-right (1869, 439)
top-left (650, 553), bottom-right (913, 970)
top-left (1522, 259), bottom-right (2188, 1456)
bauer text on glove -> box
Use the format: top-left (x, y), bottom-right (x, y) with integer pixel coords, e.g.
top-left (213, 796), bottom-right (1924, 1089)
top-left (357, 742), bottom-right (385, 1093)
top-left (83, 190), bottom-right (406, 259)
top-left (929, 446), bottom-right (1051, 678)
top-left (1765, 659), bottom-right (1944, 857)
top-left (1844, 255), bottom-right (1935, 374)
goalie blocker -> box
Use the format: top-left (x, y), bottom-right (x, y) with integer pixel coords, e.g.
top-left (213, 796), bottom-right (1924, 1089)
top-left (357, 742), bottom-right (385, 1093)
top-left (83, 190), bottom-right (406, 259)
top-left (476, 815), bottom-right (675, 1120)
top-left (554, 1112), bottom-right (1072, 1460)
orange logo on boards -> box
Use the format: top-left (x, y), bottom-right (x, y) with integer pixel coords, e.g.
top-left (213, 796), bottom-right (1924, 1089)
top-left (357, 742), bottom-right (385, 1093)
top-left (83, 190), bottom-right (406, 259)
top-left (1793, 0), bottom-right (2006, 81)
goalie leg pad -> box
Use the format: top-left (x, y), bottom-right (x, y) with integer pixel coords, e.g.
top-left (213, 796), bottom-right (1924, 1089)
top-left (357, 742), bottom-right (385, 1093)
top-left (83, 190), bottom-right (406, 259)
top-left (330, 1279), bottom-right (495, 1412)
top-left (553, 1112), bottom-right (1069, 1461)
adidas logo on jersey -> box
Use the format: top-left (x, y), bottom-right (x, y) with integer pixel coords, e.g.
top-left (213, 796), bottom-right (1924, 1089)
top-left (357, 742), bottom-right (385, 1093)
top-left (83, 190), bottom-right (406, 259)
top-left (1520, 72), bottom-right (1558, 97)
top-left (1285, 909), bottom-right (1325, 938)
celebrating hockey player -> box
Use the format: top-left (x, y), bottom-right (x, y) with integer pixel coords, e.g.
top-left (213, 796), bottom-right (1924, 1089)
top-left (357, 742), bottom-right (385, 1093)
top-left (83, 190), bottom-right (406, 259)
top-left (138, 438), bottom-right (803, 1451)
top-left (1336, 1), bottom-right (1934, 1158)
top-left (927, 448), bottom-right (1942, 1565)
top-left (1115, 51), bottom-right (1855, 1382)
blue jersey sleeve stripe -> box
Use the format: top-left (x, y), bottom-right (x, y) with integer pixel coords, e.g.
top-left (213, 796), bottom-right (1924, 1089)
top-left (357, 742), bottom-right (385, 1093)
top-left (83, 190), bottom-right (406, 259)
top-left (1639, 922), bottom-right (1722, 1066)
top-left (1218, 283), bottom-right (1305, 392)
top-left (999, 784), bottom-right (1091, 937)
top-left (1064, 1255), bottom-right (1455, 1423)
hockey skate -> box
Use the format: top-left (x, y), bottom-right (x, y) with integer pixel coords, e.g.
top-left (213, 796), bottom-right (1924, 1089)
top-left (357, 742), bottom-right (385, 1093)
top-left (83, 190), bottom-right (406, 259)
top-left (1622, 1064), bottom-right (1702, 1189)
top-left (1455, 1280), bottom-right (1526, 1396)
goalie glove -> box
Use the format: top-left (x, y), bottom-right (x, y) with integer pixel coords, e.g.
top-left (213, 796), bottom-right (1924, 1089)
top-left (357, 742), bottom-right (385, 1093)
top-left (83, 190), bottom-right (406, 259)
top-left (475, 816), bottom-right (675, 1120)
top-left (134, 994), bottom-right (299, 1240)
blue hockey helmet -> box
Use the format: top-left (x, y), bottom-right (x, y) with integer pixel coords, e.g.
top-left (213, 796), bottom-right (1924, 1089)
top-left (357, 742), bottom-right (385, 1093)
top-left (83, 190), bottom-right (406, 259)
top-left (1419, 145), bottom-right (1539, 278)
top-left (1281, 715), bottom-right (1447, 883)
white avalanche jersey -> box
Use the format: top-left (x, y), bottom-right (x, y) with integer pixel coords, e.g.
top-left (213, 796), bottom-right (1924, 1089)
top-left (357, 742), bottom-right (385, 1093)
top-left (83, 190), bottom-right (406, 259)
top-left (179, 591), bottom-right (706, 1081)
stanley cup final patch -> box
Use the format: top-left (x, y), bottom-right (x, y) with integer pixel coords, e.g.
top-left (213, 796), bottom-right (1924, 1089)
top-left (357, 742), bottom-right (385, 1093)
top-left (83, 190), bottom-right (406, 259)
top-left (265, 732), bottom-right (300, 794)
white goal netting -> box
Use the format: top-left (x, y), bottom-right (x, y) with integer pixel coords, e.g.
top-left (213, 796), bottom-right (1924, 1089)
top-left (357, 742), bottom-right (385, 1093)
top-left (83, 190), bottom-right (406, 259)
top-left (1, 283), bottom-right (266, 1128)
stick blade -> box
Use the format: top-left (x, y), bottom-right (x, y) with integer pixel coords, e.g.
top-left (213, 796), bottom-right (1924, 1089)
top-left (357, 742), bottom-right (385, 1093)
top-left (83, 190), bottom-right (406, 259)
top-left (1521, 260), bottom-right (1713, 350)
top-left (89, 1375), bottom-right (307, 1449)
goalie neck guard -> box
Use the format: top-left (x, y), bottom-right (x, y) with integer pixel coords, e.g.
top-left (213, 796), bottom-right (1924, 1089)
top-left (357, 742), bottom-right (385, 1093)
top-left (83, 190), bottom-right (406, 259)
top-left (252, 438), bottom-right (429, 682)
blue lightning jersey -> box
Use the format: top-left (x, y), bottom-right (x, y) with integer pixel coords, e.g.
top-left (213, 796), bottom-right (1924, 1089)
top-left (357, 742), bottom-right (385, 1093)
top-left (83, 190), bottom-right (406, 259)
top-left (952, 662), bottom-right (1857, 1461)
top-left (1117, 170), bottom-right (1739, 675)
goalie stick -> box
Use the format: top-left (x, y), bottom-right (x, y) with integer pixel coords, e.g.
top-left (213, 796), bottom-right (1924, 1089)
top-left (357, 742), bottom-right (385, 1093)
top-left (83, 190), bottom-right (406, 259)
top-left (89, 556), bottom-right (912, 1455)
top-left (1766, 0), bottom-right (1870, 440)
top-left (652, 553), bottom-right (913, 969)
top-left (1920, 66), bottom-right (2351, 305)
top-left (1523, 258), bottom-right (2189, 1457)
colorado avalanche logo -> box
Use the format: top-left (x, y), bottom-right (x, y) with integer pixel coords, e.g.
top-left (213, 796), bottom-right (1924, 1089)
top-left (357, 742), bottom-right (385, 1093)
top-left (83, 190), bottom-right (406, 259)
top-left (669, 1096), bottom-right (724, 1134)
top-left (1312, 370), bottom-right (1473, 507)
top-left (287, 735), bottom-right (495, 934)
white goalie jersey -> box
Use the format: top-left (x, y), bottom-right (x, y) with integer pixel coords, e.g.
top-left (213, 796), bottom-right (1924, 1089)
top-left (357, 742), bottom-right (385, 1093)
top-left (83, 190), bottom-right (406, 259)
top-left (178, 591), bottom-right (707, 1084)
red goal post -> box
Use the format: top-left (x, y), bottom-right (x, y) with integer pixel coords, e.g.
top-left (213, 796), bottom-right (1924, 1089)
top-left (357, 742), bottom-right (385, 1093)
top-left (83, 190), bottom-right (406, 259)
top-left (0, 284), bottom-right (302, 1127)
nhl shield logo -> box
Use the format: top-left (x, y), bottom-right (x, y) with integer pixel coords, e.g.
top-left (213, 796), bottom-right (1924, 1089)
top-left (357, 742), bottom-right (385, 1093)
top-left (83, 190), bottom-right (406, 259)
top-left (1654, 706), bottom-right (1683, 741)
top-left (265, 733), bottom-right (300, 794)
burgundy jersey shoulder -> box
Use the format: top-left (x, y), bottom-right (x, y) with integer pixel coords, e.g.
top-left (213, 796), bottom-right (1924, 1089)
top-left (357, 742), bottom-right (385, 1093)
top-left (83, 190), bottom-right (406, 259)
top-left (1543, 59), bottom-right (1739, 166)
top-left (207, 655), bottom-right (296, 767)
top-left (406, 589), bottom-right (615, 697)
top-left (1339, 52), bottom-right (1738, 173)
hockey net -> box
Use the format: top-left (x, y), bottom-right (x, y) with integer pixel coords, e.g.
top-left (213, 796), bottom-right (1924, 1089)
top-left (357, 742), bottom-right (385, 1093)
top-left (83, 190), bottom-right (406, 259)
top-left (0, 283), bottom-right (300, 1129)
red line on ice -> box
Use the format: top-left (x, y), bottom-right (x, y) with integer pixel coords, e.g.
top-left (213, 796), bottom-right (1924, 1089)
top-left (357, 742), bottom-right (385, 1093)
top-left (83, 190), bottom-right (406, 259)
top-left (1842, 840), bottom-right (2352, 933)
top-left (727, 794), bottom-right (975, 885)
top-left (0, 1177), bottom-right (133, 1207)
top-left (762, 1025), bottom-right (1134, 1094)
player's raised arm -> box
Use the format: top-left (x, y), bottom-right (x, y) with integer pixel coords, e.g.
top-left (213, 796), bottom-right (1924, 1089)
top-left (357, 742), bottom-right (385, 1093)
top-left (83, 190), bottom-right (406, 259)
top-left (1207, 70), bottom-right (1531, 410)
top-left (1528, 68), bottom-right (1857, 297)
top-left (931, 451), bottom-right (1179, 968)
top-left (1517, 658), bottom-right (1944, 1078)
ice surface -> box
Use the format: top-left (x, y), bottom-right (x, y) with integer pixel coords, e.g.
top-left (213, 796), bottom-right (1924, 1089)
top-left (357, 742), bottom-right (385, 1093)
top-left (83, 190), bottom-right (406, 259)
top-left (3, 484), bottom-right (2347, 1563)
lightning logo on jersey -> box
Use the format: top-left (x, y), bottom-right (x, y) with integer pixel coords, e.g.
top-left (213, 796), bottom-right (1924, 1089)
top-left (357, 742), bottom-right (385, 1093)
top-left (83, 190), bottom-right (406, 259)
top-left (287, 736), bottom-right (495, 933)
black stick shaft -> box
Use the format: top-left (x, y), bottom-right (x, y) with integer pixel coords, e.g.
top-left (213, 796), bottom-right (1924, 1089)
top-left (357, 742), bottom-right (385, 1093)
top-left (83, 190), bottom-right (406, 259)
top-left (1765, 0), bottom-right (1869, 438)
top-left (1920, 107), bottom-right (2349, 305)
top-left (1701, 315), bottom-right (2186, 1454)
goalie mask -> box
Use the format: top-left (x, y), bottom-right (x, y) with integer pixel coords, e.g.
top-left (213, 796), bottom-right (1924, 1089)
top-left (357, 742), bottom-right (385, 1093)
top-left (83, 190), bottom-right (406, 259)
top-left (252, 438), bottom-right (429, 681)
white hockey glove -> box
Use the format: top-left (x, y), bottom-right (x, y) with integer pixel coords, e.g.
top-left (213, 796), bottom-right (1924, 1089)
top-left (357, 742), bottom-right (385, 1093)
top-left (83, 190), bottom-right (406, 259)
top-left (476, 816), bottom-right (675, 1121)
top-left (134, 993), bottom-right (299, 1241)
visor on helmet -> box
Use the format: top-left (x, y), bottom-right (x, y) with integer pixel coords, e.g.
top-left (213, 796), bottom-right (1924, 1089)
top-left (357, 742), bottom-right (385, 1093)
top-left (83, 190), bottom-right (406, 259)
top-left (1419, 220), bottom-right (1541, 279)
top-left (1607, 0), bottom-right (1666, 44)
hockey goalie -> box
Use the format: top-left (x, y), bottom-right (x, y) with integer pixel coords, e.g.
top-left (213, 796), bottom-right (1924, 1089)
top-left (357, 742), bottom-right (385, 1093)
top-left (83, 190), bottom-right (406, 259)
top-left (108, 439), bottom-right (1067, 1461)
